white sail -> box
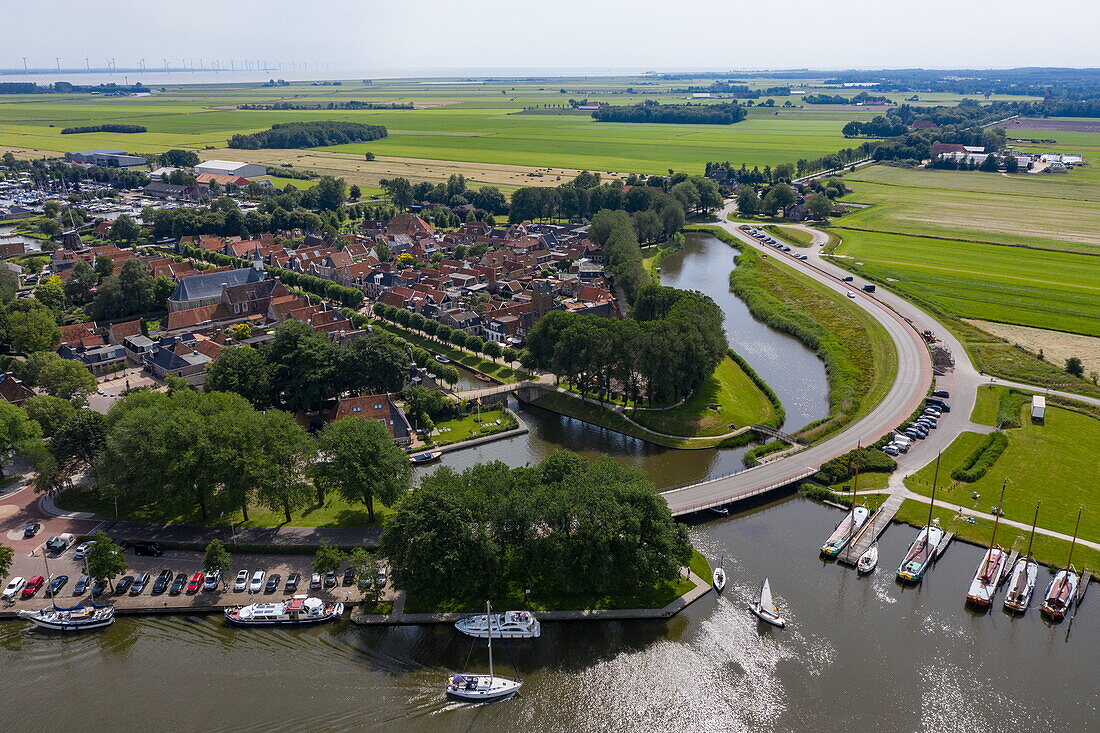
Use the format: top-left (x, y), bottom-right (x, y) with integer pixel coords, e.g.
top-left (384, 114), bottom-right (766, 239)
top-left (759, 578), bottom-right (774, 612)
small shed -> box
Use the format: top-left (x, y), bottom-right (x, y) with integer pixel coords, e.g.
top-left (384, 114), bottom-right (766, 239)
top-left (1031, 395), bottom-right (1046, 421)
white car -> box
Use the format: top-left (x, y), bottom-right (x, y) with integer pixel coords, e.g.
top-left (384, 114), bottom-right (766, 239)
top-left (846, 291), bottom-right (856, 298)
top-left (2, 577), bottom-right (26, 600)
top-left (233, 570), bottom-right (249, 592)
top-left (74, 542), bottom-right (96, 559)
top-left (248, 570), bottom-right (266, 593)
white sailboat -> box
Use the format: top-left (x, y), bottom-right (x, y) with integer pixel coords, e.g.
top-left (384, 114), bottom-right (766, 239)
top-left (821, 449), bottom-right (870, 557)
top-left (857, 543), bottom-right (879, 574)
top-left (1004, 501), bottom-right (1041, 613)
top-left (749, 577), bottom-right (786, 628)
top-left (447, 601), bottom-right (522, 701)
top-left (713, 556), bottom-right (726, 592)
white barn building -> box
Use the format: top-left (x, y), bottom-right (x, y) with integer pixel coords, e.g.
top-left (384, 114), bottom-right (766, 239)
top-left (194, 159), bottom-right (266, 178)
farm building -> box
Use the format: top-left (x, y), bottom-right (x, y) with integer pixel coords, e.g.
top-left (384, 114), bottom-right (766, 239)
top-left (1031, 395), bottom-right (1046, 421)
top-left (64, 149), bottom-right (147, 167)
top-left (194, 160), bottom-right (266, 178)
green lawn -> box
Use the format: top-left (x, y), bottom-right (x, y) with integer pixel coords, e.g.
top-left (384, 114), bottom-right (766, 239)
top-left (905, 399), bottom-right (1100, 545)
top-left (626, 356), bottom-right (776, 437)
top-left (56, 486), bottom-right (392, 529)
top-left (764, 224), bottom-right (814, 247)
top-left (431, 408), bottom-right (514, 445)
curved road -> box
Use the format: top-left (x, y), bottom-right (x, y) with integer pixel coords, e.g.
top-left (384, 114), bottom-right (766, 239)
top-left (662, 205), bottom-right (934, 515)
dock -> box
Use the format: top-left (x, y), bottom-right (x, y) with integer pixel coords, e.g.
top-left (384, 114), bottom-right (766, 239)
top-left (933, 532), bottom-right (954, 561)
top-left (1078, 572), bottom-right (1092, 606)
top-left (999, 550), bottom-right (1020, 586)
top-left (837, 494), bottom-right (903, 566)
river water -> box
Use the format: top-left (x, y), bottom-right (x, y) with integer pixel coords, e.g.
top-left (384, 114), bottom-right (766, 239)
top-left (6, 235), bottom-right (1092, 730)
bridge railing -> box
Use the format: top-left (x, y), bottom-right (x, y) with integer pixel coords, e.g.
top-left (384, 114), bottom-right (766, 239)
top-left (664, 467), bottom-right (817, 516)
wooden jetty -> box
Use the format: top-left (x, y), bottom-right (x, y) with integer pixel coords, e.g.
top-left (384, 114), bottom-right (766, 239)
top-left (1078, 572), bottom-right (1092, 606)
top-left (999, 550), bottom-right (1020, 586)
top-left (838, 494), bottom-right (903, 566)
top-left (932, 531), bottom-right (954, 561)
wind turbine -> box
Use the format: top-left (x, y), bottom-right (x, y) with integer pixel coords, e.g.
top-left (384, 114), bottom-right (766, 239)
top-left (85, 57), bottom-right (90, 71)
top-left (22, 57), bottom-right (28, 73)
top-left (55, 57), bottom-right (61, 73)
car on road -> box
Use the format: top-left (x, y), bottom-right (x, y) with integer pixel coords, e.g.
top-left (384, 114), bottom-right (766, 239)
top-left (131, 541), bottom-right (164, 557)
top-left (841, 275), bottom-right (854, 282)
top-left (186, 573), bottom-right (205, 594)
top-left (74, 541), bottom-right (96, 559)
top-left (323, 570), bottom-right (337, 588)
top-left (115, 576), bottom-right (135, 595)
top-left (203, 571), bottom-right (220, 591)
top-left (932, 389), bottom-right (950, 398)
top-left (233, 570), bottom-right (249, 592)
top-left (375, 567), bottom-right (388, 589)
top-left (264, 574), bottom-right (281, 593)
top-left (2, 577), bottom-right (26, 600)
top-left (91, 579), bottom-right (108, 598)
top-left (23, 522), bottom-right (41, 538)
top-left (130, 572), bottom-right (151, 595)
top-left (248, 570), bottom-right (265, 593)
top-left (846, 291), bottom-right (855, 298)
top-left (21, 576), bottom-right (45, 599)
top-left (343, 568), bottom-right (355, 586)
top-left (45, 575), bottom-right (69, 597)
top-left (73, 575), bottom-right (90, 596)
top-left (169, 573), bottom-right (187, 595)
top-left (152, 570), bottom-right (173, 595)
top-left (285, 573), bottom-right (301, 592)
top-left (310, 573), bottom-right (322, 590)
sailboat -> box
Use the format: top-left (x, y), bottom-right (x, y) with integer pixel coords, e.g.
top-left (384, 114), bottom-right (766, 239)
top-left (1004, 501), bottom-right (1041, 613)
top-left (712, 556), bottom-right (726, 592)
top-left (897, 453), bottom-right (945, 583)
top-left (446, 601), bottom-right (522, 701)
top-left (749, 577), bottom-right (786, 628)
top-left (820, 448), bottom-right (870, 556)
top-left (1040, 508), bottom-right (1083, 623)
top-left (857, 543), bottom-right (879, 574)
top-left (966, 480), bottom-right (1010, 608)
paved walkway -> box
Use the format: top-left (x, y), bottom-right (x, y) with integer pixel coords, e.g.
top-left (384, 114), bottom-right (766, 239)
top-left (89, 519), bottom-right (382, 549)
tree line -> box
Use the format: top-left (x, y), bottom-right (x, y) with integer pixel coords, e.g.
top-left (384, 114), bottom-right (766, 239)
top-left (592, 102), bottom-right (747, 125)
top-left (805, 92), bottom-right (891, 105)
top-left (380, 453), bottom-right (691, 606)
top-left (238, 101), bottom-right (413, 110)
top-left (228, 121), bottom-right (388, 149)
top-left (61, 124), bottom-right (147, 134)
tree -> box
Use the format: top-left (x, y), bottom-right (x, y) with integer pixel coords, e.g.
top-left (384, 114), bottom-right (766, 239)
top-left (64, 260), bottom-right (99, 303)
top-left (381, 177), bottom-right (413, 211)
top-left (346, 547), bottom-right (375, 589)
top-left (1066, 356), bottom-right (1085, 378)
top-left (34, 276), bottom-right (66, 310)
top-left (314, 417), bottom-right (412, 522)
top-left (312, 544), bottom-right (345, 575)
top-left (807, 193), bottom-right (832, 221)
top-left (0, 269), bottom-right (17, 303)
top-left (23, 395), bottom-right (75, 437)
top-left (251, 410), bottom-right (316, 524)
top-left (203, 539), bottom-right (233, 587)
top-left (50, 409), bottom-right (106, 480)
top-left (0, 402), bottom-right (42, 479)
top-left (91, 258), bottom-right (158, 319)
top-left (734, 185), bottom-right (760, 216)
top-left (0, 544), bottom-right (12, 580)
top-left (364, 152), bottom-right (376, 161)
top-left (205, 345), bottom-right (274, 408)
top-left (314, 176), bottom-right (347, 211)
top-left (84, 530), bottom-right (127, 590)
top-left (25, 352), bottom-right (97, 401)
top-left (161, 149), bottom-right (200, 167)
top-left (349, 184), bottom-right (361, 201)
top-left (228, 323), bottom-right (253, 341)
top-left (110, 214), bottom-right (141, 242)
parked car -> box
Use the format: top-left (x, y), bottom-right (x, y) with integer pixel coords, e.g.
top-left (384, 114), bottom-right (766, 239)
top-left (186, 573), bottom-right (205, 594)
top-left (916, 418), bottom-right (937, 429)
top-left (152, 570), bottom-right (173, 595)
top-left (932, 389), bottom-right (950, 398)
top-left (233, 570), bottom-right (249, 592)
top-left (115, 576), bottom-right (135, 595)
top-left (882, 444), bottom-right (900, 456)
top-left (342, 568), bottom-right (355, 586)
top-left (23, 522), bottom-right (41, 539)
top-left (285, 573), bottom-right (301, 592)
top-left (91, 579), bottom-right (108, 598)
top-left (358, 574), bottom-right (373, 591)
top-left (45, 533), bottom-right (75, 553)
top-left (73, 575), bottom-right (90, 596)
top-left (375, 567), bottom-right (388, 589)
top-left (20, 575), bottom-right (45, 599)
top-left (309, 573), bottom-right (322, 590)
top-left (74, 541), bottom-right (96, 559)
top-left (264, 574), bottom-right (281, 593)
top-left (203, 571), bottom-right (220, 591)
top-left (248, 570), bottom-right (266, 593)
top-left (901, 429), bottom-right (925, 440)
top-left (130, 572), bottom-right (151, 595)
top-left (45, 575), bottom-right (69, 597)
top-left (169, 573), bottom-right (187, 595)
top-left (131, 541), bottom-right (164, 557)
top-left (923, 407), bottom-right (942, 417)
top-left (323, 570), bottom-right (337, 588)
top-left (925, 398), bottom-right (950, 412)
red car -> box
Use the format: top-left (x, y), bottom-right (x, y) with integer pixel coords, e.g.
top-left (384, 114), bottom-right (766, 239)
top-left (185, 572), bottom-right (205, 594)
top-left (21, 575), bottom-right (45, 599)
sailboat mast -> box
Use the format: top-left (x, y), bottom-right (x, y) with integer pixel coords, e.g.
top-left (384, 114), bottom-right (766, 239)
top-left (1024, 501), bottom-right (1040, 560)
top-left (1065, 507), bottom-right (1083, 571)
top-left (927, 452), bottom-right (941, 528)
top-left (989, 480), bottom-right (1007, 551)
top-left (851, 441), bottom-right (861, 525)
top-left (486, 600), bottom-right (494, 683)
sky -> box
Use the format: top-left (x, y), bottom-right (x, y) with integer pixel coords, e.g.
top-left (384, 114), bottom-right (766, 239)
top-left (5, 0), bottom-right (1100, 75)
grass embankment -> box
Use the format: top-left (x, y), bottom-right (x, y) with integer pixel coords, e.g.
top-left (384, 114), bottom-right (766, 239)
top-left (688, 225), bottom-right (898, 443)
top-left (57, 487), bottom-right (392, 529)
top-left (430, 408), bottom-right (517, 446)
top-left (626, 353), bottom-right (779, 438)
top-left (834, 491), bottom-right (890, 512)
top-left (763, 224), bottom-right (814, 247)
top-left (403, 550), bottom-right (710, 614)
top-left (371, 321), bottom-right (526, 383)
top-left (906, 387), bottom-right (1100, 546)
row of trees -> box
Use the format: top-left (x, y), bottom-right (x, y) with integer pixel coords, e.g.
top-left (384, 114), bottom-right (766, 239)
top-left (378, 174), bottom-right (509, 214)
top-left (525, 284), bottom-right (726, 405)
top-left (592, 102), bottom-right (747, 125)
top-left (228, 121), bottom-right (387, 149)
top-left (380, 454), bottom-right (691, 605)
top-left (61, 124), bottom-right (147, 134)
top-left (369, 302), bottom-right (520, 367)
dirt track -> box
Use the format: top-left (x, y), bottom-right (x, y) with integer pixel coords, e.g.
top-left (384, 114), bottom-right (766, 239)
top-left (1000, 118), bottom-right (1100, 133)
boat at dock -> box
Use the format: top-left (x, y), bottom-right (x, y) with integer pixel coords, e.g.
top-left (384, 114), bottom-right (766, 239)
top-left (224, 595), bottom-right (344, 626)
top-left (966, 481), bottom-right (1009, 608)
top-left (897, 454), bottom-right (945, 584)
top-left (857, 543), bottom-right (879, 574)
top-left (448, 601), bottom-right (523, 701)
top-left (455, 610), bottom-right (540, 639)
top-left (821, 506), bottom-right (870, 556)
top-left (18, 603), bottom-right (115, 632)
top-left (749, 577), bottom-right (786, 628)
top-left (1004, 501), bottom-right (1041, 614)
top-left (409, 451), bottom-right (443, 465)
top-left (473, 372), bottom-right (492, 383)
top-left (1041, 507), bottom-right (1082, 623)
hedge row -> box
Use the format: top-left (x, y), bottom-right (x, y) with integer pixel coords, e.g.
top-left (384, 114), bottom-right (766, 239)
top-left (743, 439), bottom-right (786, 468)
top-left (951, 431), bottom-right (1008, 482)
top-left (338, 307), bottom-right (459, 384)
top-left (726, 347), bottom-right (785, 430)
top-left (814, 445), bottom-right (897, 485)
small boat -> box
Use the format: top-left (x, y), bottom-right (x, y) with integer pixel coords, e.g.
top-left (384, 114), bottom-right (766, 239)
top-left (821, 505), bottom-right (870, 556)
top-left (857, 543), bottom-right (879, 574)
top-left (1004, 501), bottom-right (1041, 614)
top-left (18, 603), bottom-right (115, 632)
top-left (966, 480), bottom-right (1010, 608)
top-left (1040, 507), bottom-right (1082, 623)
top-left (708, 505), bottom-right (730, 517)
top-left (447, 601), bottom-right (522, 701)
top-left (749, 577), bottom-right (786, 628)
top-left (224, 595), bottom-right (344, 626)
top-left (409, 451), bottom-right (443, 465)
top-left (713, 557), bottom-right (726, 592)
top-left (473, 372), bottom-right (492, 383)
top-left (455, 610), bottom-right (540, 639)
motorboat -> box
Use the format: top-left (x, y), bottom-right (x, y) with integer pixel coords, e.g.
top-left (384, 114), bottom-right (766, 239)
top-left (224, 595), bottom-right (344, 626)
top-left (708, 505), bottom-right (730, 517)
top-left (447, 601), bottom-right (522, 701)
top-left (749, 577), bottom-right (786, 628)
top-left (896, 520), bottom-right (945, 583)
top-left (857, 543), bottom-right (879, 574)
top-left (455, 610), bottom-right (540, 639)
top-left (473, 372), bottom-right (492, 383)
top-left (18, 603), bottom-right (115, 632)
top-left (713, 564), bottom-right (727, 592)
top-left (966, 481), bottom-right (1009, 608)
top-left (1004, 501), bottom-right (1041, 613)
top-left (820, 505), bottom-right (870, 556)
top-left (409, 451), bottom-right (443, 465)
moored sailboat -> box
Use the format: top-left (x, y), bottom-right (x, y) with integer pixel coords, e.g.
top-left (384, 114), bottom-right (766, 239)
top-left (749, 577), bottom-right (786, 628)
top-left (965, 480), bottom-right (1010, 608)
top-left (18, 603), bottom-right (115, 632)
top-left (857, 543), bottom-right (879, 574)
top-left (897, 454), bottom-right (945, 583)
top-left (821, 445), bottom-right (870, 557)
top-left (1004, 501), bottom-right (1041, 613)
top-left (1041, 507), bottom-right (1083, 623)
top-left (447, 601), bottom-right (522, 701)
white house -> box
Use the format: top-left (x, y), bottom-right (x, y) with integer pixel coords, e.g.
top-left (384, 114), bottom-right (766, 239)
top-left (194, 160), bottom-right (266, 178)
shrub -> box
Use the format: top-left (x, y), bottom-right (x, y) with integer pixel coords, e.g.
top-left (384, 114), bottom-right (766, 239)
top-left (798, 483), bottom-right (837, 502)
top-left (996, 389), bottom-right (1029, 429)
top-left (951, 431), bottom-right (1008, 482)
top-left (814, 446), bottom-right (897, 485)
